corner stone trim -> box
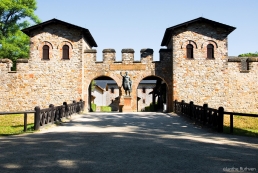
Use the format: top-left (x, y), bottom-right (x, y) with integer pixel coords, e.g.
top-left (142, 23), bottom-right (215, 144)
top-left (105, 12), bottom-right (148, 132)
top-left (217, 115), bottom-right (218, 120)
top-left (85, 49), bottom-right (97, 53)
top-left (121, 49), bottom-right (135, 53)
top-left (103, 49), bottom-right (116, 53)
top-left (16, 59), bottom-right (29, 63)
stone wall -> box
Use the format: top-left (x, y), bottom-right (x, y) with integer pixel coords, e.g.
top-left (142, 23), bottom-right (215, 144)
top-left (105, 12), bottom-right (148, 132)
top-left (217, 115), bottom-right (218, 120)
top-left (1, 19), bottom-right (257, 113)
top-left (83, 48), bottom-right (173, 112)
top-left (0, 24), bottom-right (90, 111)
top-left (226, 58), bottom-right (258, 112)
top-left (172, 22), bottom-right (229, 109)
top-left (170, 22), bottom-right (258, 112)
top-left (0, 47), bottom-right (172, 112)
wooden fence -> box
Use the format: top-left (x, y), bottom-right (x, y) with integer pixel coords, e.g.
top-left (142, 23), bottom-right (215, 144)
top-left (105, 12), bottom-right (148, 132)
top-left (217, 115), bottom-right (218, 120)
top-left (174, 100), bottom-right (258, 134)
top-left (0, 100), bottom-right (85, 131)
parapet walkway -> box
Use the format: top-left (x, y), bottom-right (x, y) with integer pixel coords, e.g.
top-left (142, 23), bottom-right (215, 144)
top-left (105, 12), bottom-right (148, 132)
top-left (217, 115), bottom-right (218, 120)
top-left (0, 112), bottom-right (257, 173)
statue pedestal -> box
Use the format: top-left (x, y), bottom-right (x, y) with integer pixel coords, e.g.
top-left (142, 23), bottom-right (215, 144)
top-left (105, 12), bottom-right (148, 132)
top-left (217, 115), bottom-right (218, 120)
top-left (121, 96), bottom-right (132, 112)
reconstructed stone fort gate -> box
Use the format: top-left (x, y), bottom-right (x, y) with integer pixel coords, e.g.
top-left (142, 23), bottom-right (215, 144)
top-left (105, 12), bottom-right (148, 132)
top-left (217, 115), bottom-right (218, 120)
top-left (0, 17), bottom-right (258, 113)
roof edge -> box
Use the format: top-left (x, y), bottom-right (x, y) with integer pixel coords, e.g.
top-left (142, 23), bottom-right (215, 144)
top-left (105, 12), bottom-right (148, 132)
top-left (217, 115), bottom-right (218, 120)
top-left (22, 18), bottom-right (98, 47)
top-left (161, 17), bottom-right (236, 46)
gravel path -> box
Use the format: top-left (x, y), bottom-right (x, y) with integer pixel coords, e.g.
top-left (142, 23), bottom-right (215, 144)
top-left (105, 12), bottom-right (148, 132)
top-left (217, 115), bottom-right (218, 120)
top-left (0, 112), bottom-right (257, 173)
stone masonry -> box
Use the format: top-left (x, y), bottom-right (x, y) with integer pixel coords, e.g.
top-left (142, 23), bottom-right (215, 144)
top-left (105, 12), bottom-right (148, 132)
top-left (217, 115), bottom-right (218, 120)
top-left (0, 17), bottom-right (257, 113)
top-left (83, 48), bottom-right (172, 112)
top-left (161, 17), bottom-right (258, 112)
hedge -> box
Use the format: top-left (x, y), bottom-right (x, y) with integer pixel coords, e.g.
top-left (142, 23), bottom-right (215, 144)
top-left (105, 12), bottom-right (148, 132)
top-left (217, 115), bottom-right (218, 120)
top-left (100, 106), bottom-right (112, 112)
top-left (91, 103), bottom-right (96, 112)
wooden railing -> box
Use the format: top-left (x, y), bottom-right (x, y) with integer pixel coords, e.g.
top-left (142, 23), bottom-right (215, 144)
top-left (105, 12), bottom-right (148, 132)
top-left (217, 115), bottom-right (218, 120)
top-left (0, 100), bottom-right (85, 132)
top-left (174, 100), bottom-right (258, 134)
top-left (223, 111), bottom-right (258, 134)
top-left (174, 100), bottom-right (224, 132)
top-left (0, 110), bottom-right (36, 132)
top-left (34, 100), bottom-right (85, 130)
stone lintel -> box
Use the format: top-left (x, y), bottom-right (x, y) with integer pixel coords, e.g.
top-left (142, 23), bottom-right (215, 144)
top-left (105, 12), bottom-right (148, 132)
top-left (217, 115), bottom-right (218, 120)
top-left (0, 58), bottom-right (12, 63)
top-left (228, 56), bottom-right (258, 62)
top-left (122, 49), bottom-right (134, 53)
top-left (84, 49), bottom-right (97, 53)
top-left (103, 49), bottom-right (116, 53)
top-left (17, 59), bottom-right (29, 63)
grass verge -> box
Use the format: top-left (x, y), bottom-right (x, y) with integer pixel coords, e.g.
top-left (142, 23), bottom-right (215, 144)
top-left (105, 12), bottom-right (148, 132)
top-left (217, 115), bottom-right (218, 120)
top-left (0, 114), bottom-right (34, 136)
top-left (224, 115), bottom-right (258, 137)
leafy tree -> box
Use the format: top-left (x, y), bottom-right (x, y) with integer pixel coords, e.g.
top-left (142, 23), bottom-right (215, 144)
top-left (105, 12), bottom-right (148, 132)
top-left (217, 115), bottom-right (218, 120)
top-left (0, 0), bottom-right (41, 66)
top-left (91, 80), bottom-right (96, 91)
top-left (238, 52), bottom-right (258, 57)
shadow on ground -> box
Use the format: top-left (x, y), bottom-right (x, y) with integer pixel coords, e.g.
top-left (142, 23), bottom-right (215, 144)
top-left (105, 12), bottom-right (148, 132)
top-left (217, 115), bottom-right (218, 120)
top-left (0, 112), bottom-right (257, 173)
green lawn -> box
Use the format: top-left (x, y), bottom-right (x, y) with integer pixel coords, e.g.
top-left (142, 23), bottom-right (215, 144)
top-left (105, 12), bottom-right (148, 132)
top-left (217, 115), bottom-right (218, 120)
top-left (224, 115), bottom-right (258, 137)
top-left (0, 114), bottom-right (34, 136)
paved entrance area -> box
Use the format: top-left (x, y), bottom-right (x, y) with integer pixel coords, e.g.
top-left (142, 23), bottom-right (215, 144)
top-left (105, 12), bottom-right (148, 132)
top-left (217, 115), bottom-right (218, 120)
top-left (0, 112), bottom-right (257, 173)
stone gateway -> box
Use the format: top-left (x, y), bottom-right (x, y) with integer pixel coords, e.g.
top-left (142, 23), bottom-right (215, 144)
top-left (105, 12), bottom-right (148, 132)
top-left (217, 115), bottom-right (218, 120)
top-left (0, 17), bottom-right (257, 113)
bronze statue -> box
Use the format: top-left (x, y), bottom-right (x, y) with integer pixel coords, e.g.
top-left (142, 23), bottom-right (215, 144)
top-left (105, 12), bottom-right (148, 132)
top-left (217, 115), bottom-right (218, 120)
top-left (120, 72), bottom-right (132, 96)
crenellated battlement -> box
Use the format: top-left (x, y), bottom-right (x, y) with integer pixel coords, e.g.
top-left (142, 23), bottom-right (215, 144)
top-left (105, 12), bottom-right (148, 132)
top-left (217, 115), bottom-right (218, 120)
top-left (84, 48), bottom-right (172, 64)
top-left (1, 17), bottom-right (258, 113)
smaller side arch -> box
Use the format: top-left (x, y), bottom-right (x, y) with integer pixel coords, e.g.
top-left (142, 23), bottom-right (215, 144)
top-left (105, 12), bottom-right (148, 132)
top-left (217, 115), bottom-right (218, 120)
top-left (86, 75), bottom-right (121, 112)
top-left (136, 75), bottom-right (170, 112)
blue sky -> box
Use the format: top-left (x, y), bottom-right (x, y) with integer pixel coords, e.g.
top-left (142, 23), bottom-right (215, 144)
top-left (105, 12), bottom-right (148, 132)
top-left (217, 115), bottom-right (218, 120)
top-left (35, 0), bottom-right (258, 61)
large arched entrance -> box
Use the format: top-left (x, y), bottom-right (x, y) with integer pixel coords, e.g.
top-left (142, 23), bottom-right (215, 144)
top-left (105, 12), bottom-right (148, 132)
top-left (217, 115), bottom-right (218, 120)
top-left (88, 76), bottom-right (120, 112)
top-left (137, 76), bottom-right (168, 112)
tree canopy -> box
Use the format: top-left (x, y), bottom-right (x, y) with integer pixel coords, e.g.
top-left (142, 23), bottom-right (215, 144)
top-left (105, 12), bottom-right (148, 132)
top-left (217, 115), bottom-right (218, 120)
top-left (0, 0), bottom-right (40, 65)
top-left (238, 52), bottom-right (258, 57)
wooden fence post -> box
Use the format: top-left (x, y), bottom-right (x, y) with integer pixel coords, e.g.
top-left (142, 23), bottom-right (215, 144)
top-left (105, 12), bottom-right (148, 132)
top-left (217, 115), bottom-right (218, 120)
top-left (189, 101), bottom-right (194, 119)
top-left (34, 106), bottom-right (40, 131)
top-left (49, 104), bottom-right (54, 123)
top-left (63, 102), bottom-right (68, 118)
top-left (203, 104), bottom-right (208, 125)
top-left (174, 100), bottom-right (177, 112)
top-left (24, 113), bottom-right (27, 132)
top-left (59, 105), bottom-right (65, 120)
top-left (218, 107), bottom-right (224, 133)
top-left (230, 113), bottom-right (234, 134)
top-left (80, 99), bottom-right (84, 112)
top-left (181, 100), bottom-right (185, 114)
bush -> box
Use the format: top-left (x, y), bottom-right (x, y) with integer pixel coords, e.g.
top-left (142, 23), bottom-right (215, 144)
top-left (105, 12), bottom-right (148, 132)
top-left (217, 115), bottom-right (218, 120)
top-left (91, 103), bottom-right (96, 112)
top-left (145, 106), bottom-right (150, 112)
top-left (144, 102), bottom-right (158, 112)
top-left (238, 52), bottom-right (258, 57)
top-left (100, 106), bottom-right (111, 112)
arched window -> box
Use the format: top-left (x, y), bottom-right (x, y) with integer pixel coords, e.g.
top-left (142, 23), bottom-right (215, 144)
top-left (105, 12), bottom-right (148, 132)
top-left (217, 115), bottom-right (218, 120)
top-left (42, 45), bottom-right (49, 60)
top-left (142, 87), bottom-right (146, 93)
top-left (207, 44), bottom-right (214, 59)
top-left (186, 44), bottom-right (193, 59)
top-left (62, 45), bottom-right (69, 59)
